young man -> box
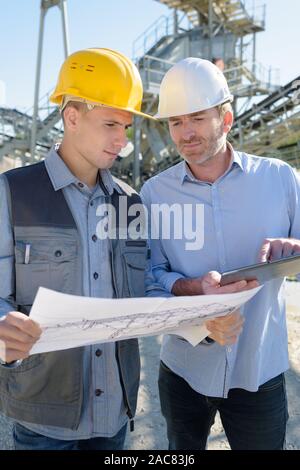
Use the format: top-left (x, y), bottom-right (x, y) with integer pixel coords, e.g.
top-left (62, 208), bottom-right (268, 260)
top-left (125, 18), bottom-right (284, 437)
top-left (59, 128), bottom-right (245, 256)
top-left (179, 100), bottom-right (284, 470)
top-left (0, 48), bottom-right (152, 450)
top-left (141, 57), bottom-right (300, 450)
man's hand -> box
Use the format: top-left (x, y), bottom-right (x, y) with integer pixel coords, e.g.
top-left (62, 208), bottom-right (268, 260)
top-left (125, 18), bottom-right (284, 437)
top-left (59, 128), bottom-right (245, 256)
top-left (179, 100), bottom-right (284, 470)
top-left (205, 309), bottom-right (244, 346)
top-left (201, 272), bottom-right (255, 346)
top-left (172, 271), bottom-right (258, 346)
top-left (259, 238), bottom-right (300, 262)
top-left (0, 312), bottom-right (42, 363)
top-left (200, 271), bottom-right (258, 295)
top-left (172, 270), bottom-right (258, 296)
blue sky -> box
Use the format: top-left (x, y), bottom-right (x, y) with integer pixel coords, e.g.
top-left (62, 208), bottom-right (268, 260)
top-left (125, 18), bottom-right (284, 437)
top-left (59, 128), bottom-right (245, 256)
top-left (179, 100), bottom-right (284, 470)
top-left (0, 0), bottom-right (299, 111)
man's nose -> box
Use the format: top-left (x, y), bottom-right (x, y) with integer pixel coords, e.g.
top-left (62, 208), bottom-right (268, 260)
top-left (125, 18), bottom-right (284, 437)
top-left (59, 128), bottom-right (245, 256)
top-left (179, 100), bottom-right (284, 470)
top-left (115, 129), bottom-right (128, 148)
top-left (181, 123), bottom-right (196, 141)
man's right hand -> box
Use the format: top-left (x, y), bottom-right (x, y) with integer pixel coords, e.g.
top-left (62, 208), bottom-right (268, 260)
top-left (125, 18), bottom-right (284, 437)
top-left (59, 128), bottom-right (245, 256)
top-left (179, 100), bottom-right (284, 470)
top-left (0, 312), bottom-right (42, 364)
top-left (171, 271), bottom-right (258, 347)
top-left (172, 270), bottom-right (258, 296)
top-left (200, 271), bottom-right (258, 295)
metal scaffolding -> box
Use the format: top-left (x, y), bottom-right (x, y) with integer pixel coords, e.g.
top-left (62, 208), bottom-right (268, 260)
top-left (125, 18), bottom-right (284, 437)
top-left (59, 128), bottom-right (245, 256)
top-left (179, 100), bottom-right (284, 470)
top-left (0, 0), bottom-right (69, 171)
top-left (1, 0), bottom-right (299, 186)
top-left (30, 0), bottom-right (69, 161)
top-left (112, 0), bottom-right (289, 187)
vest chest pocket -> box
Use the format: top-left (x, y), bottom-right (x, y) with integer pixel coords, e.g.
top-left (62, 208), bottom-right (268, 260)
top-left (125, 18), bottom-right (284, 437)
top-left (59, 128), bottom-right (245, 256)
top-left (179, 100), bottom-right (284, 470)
top-left (123, 251), bottom-right (147, 298)
top-left (15, 239), bottom-right (78, 307)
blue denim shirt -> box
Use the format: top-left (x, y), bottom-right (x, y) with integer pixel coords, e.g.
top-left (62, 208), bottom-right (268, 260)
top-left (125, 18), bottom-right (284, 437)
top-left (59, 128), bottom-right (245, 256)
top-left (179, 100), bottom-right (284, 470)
top-left (141, 149), bottom-right (300, 398)
top-left (0, 146), bottom-right (127, 439)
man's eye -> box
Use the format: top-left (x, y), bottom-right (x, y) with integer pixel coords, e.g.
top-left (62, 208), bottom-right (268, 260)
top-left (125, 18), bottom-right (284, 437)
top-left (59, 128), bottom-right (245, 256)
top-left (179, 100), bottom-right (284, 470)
top-left (105, 123), bottom-right (115, 127)
top-left (194, 118), bottom-right (204, 121)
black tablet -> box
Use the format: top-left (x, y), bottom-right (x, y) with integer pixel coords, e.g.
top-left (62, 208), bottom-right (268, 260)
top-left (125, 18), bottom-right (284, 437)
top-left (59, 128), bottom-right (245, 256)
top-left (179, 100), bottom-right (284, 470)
top-left (220, 254), bottom-right (300, 286)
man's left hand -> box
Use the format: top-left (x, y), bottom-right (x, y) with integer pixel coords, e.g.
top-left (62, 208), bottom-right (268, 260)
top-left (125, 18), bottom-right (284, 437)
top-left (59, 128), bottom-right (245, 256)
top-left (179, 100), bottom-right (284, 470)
top-left (259, 238), bottom-right (300, 262)
top-left (205, 309), bottom-right (244, 346)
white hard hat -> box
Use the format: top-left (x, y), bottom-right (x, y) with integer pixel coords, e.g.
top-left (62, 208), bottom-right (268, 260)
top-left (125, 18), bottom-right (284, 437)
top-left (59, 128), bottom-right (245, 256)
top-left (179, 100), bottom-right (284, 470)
top-left (155, 57), bottom-right (233, 119)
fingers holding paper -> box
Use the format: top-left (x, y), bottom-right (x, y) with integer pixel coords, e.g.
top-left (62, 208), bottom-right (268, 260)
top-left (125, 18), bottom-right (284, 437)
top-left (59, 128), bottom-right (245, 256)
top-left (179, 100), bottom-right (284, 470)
top-left (0, 312), bottom-right (42, 363)
top-left (201, 273), bottom-right (257, 346)
top-left (205, 309), bottom-right (244, 346)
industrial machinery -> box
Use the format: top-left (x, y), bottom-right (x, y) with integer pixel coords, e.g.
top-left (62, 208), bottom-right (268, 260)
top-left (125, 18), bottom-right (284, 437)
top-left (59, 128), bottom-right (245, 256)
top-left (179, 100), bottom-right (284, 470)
top-left (1, 0), bottom-right (299, 187)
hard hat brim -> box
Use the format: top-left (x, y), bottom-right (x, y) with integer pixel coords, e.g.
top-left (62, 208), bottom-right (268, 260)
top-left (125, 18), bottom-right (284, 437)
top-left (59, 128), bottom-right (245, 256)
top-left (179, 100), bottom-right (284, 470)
top-left (129, 108), bottom-right (157, 121)
top-left (154, 96), bottom-right (234, 120)
top-left (50, 92), bottom-right (156, 121)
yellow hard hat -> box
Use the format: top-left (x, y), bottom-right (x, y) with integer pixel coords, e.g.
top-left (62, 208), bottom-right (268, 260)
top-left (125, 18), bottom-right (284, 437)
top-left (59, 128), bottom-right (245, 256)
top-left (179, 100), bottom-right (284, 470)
top-left (50, 48), bottom-right (153, 119)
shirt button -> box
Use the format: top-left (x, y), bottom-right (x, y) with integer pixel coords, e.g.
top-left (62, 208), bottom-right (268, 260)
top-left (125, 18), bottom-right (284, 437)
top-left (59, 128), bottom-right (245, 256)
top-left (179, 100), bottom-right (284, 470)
top-left (95, 389), bottom-right (103, 397)
top-left (90, 201), bottom-right (94, 207)
top-left (92, 234), bottom-right (97, 242)
top-left (95, 349), bottom-right (102, 357)
top-left (78, 182), bottom-right (84, 188)
top-left (55, 250), bottom-right (62, 257)
top-left (93, 272), bottom-right (99, 280)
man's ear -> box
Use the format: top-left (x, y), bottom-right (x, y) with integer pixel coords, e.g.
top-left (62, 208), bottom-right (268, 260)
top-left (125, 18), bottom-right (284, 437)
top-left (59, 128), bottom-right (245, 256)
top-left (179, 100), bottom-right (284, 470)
top-left (63, 105), bottom-right (81, 131)
top-left (223, 111), bottom-right (233, 135)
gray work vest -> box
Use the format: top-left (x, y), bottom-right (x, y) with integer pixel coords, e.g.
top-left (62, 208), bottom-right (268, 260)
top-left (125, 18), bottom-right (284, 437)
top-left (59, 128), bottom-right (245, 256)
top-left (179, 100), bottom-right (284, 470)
top-left (0, 162), bottom-right (147, 430)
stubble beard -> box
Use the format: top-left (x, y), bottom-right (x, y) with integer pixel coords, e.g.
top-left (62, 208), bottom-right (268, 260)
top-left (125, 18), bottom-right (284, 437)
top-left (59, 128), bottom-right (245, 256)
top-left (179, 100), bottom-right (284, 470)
top-left (182, 133), bottom-right (226, 166)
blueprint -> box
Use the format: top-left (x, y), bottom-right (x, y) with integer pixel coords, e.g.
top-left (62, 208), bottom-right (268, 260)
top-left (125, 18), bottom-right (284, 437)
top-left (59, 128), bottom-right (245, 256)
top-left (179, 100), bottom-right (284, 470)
top-left (29, 286), bottom-right (262, 354)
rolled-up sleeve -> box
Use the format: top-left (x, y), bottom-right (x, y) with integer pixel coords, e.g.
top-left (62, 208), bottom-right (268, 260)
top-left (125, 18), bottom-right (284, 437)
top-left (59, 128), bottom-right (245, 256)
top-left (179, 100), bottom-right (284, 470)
top-left (0, 175), bottom-right (17, 317)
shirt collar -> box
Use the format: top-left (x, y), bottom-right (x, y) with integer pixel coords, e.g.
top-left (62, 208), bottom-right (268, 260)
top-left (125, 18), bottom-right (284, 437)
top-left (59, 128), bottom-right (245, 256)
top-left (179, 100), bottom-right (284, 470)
top-left (100, 167), bottom-right (123, 195)
top-left (230, 144), bottom-right (245, 172)
top-left (45, 145), bottom-right (77, 190)
top-left (180, 142), bottom-right (245, 184)
top-left (45, 144), bottom-right (122, 195)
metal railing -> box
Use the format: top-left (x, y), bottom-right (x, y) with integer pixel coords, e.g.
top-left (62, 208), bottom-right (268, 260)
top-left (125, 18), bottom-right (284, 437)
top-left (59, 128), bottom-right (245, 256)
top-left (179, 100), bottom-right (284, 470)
top-left (24, 87), bottom-right (56, 120)
top-left (132, 12), bottom-right (191, 61)
top-left (138, 54), bottom-right (175, 90)
top-left (225, 62), bottom-right (280, 91)
top-left (241, 1), bottom-right (266, 29)
top-left (138, 54), bottom-right (279, 99)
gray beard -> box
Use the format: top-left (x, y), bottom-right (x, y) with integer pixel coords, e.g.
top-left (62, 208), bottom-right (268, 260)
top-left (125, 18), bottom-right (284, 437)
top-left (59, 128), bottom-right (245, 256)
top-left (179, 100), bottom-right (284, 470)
top-left (181, 136), bottom-right (226, 166)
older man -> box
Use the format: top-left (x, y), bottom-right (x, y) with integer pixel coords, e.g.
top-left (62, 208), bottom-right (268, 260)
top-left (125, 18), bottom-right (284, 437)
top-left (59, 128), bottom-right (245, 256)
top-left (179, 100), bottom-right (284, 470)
top-left (141, 57), bottom-right (300, 450)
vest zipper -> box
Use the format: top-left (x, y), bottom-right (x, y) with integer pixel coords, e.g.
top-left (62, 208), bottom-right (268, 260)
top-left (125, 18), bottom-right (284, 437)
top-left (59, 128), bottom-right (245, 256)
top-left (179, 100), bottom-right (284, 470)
top-left (96, 178), bottom-right (135, 430)
top-left (109, 237), bottom-right (135, 432)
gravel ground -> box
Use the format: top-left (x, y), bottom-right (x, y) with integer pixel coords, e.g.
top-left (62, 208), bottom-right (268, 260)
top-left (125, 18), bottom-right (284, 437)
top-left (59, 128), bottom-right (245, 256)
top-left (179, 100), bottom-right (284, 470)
top-left (1, 281), bottom-right (300, 450)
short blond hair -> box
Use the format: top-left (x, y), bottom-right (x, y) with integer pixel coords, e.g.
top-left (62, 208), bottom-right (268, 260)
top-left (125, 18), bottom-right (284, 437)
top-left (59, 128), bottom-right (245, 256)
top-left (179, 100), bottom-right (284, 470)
top-left (60, 95), bottom-right (93, 113)
top-left (62, 100), bottom-right (87, 113)
top-left (218, 101), bottom-right (233, 118)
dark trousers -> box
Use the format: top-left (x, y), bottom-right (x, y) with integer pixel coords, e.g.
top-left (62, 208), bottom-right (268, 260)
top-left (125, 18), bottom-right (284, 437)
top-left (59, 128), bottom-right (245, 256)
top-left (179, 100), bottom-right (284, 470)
top-left (158, 361), bottom-right (288, 450)
top-left (13, 422), bottom-right (127, 450)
